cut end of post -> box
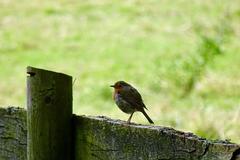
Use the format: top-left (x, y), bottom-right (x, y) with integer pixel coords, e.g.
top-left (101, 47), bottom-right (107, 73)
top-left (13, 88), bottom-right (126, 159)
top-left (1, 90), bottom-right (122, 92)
top-left (26, 66), bottom-right (72, 79)
top-left (27, 66), bottom-right (36, 77)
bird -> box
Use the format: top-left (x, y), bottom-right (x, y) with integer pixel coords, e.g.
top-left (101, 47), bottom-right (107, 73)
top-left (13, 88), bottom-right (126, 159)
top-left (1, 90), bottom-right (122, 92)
top-left (110, 81), bottom-right (154, 124)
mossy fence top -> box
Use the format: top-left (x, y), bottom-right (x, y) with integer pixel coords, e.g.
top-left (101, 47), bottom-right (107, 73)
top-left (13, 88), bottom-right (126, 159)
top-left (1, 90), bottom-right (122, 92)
top-left (0, 66), bottom-right (239, 160)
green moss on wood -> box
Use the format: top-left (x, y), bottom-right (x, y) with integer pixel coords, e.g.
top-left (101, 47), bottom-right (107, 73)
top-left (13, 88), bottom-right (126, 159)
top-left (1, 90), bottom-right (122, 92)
top-left (73, 115), bottom-right (240, 160)
top-left (27, 66), bottom-right (73, 160)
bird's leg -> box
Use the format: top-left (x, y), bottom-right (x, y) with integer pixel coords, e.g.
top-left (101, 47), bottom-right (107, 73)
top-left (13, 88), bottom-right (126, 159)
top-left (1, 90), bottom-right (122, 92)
top-left (127, 112), bottom-right (134, 124)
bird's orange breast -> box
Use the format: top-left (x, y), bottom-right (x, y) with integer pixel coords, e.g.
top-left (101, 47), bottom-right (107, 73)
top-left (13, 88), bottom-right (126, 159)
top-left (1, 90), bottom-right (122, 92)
top-left (113, 88), bottom-right (121, 100)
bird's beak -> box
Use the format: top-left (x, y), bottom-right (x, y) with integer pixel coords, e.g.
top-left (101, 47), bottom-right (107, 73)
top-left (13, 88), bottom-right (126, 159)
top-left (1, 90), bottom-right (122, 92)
top-left (110, 85), bottom-right (115, 88)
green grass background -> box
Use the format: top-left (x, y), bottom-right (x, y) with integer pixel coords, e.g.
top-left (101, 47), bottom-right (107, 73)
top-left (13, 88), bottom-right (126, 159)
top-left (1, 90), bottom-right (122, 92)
top-left (0, 0), bottom-right (239, 143)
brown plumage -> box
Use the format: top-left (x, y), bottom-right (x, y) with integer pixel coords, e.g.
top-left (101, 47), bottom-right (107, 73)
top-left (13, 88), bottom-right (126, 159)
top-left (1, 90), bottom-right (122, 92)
top-left (110, 81), bottom-right (154, 124)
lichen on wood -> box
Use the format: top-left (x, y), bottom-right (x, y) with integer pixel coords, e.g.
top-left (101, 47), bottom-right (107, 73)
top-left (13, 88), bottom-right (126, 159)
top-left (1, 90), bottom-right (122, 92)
top-left (0, 107), bottom-right (27, 160)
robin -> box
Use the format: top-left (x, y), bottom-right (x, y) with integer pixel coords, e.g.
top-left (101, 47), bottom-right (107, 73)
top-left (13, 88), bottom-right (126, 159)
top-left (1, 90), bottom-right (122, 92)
top-left (110, 81), bottom-right (154, 124)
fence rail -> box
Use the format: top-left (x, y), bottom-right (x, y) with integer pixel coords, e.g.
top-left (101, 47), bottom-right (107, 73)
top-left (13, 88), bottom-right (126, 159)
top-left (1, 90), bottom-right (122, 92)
top-left (0, 107), bottom-right (240, 160)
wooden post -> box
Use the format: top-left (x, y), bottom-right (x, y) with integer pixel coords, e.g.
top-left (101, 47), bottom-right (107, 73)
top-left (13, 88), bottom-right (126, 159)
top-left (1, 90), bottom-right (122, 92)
top-left (27, 66), bottom-right (72, 160)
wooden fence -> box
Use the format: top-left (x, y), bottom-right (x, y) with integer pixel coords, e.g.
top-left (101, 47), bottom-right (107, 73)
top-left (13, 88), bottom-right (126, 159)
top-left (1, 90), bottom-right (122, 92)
top-left (0, 66), bottom-right (239, 160)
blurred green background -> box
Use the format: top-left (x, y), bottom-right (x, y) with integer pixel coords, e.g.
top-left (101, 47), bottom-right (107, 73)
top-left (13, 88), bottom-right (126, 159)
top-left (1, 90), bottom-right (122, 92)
top-left (0, 0), bottom-right (239, 143)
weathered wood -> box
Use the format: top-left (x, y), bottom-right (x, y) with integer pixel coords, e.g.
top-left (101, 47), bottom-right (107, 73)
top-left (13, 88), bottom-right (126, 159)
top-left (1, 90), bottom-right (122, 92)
top-left (27, 66), bottom-right (72, 160)
top-left (0, 107), bottom-right (27, 160)
top-left (1, 106), bottom-right (240, 160)
top-left (73, 115), bottom-right (240, 160)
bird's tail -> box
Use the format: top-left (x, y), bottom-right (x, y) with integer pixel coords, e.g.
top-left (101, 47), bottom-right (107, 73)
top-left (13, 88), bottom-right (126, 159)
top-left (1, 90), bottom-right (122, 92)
top-left (142, 110), bottom-right (154, 124)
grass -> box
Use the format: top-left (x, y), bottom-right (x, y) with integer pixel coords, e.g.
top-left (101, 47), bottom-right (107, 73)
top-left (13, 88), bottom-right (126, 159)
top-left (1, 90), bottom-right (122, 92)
top-left (0, 0), bottom-right (239, 143)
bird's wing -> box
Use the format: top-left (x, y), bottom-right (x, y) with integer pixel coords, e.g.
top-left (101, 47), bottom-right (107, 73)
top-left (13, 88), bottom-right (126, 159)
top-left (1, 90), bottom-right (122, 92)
top-left (120, 87), bottom-right (147, 110)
